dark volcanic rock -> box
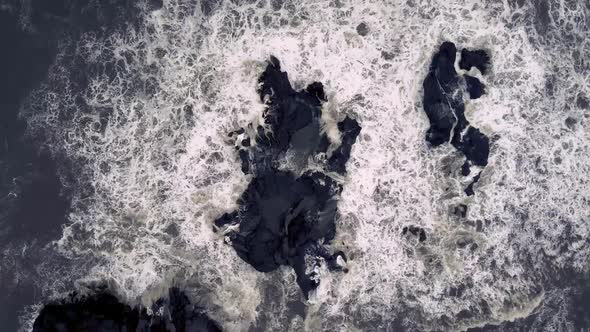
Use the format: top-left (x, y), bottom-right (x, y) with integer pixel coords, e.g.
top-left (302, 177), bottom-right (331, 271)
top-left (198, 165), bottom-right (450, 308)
top-left (422, 42), bottom-right (491, 196)
top-left (328, 116), bottom-right (362, 174)
top-left (459, 49), bottom-right (491, 75)
top-left (356, 22), bottom-right (369, 36)
top-left (0, 8), bottom-right (68, 331)
top-left (215, 57), bottom-right (361, 298)
top-left (33, 288), bottom-right (221, 332)
top-left (422, 42), bottom-right (461, 147)
top-left (464, 75), bottom-right (485, 99)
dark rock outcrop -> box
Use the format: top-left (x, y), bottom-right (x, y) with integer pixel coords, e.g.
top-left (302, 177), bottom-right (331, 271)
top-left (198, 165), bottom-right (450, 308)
top-left (464, 75), bottom-right (486, 99)
top-left (33, 288), bottom-right (221, 332)
top-left (356, 23), bottom-right (369, 36)
top-left (459, 48), bottom-right (491, 75)
top-left (402, 226), bottom-right (427, 242)
top-left (422, 42), bottom-right (491, 196)
top-left (216, 57), bottom-right (360, 298)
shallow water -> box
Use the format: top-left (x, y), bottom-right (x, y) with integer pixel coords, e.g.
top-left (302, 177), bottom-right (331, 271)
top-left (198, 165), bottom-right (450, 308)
top-left (1, 0), bottom-right (589, 331)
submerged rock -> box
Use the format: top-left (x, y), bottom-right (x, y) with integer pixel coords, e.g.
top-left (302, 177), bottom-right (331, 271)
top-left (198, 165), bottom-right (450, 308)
top-left (33, 288), bottom-right (221, 332)
top-left (216, 57), bottom-right (360, 298)
top-left (422, 42), bottom-right (491, 195)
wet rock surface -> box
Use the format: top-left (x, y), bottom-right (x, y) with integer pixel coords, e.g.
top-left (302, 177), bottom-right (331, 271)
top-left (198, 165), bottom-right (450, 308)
top-left (33, 288), bottom-right (221, 332)
top-left (216, 57), bottom-right (360, 298)
top-left (422, 42), bottom-right (491, 196)
top-left (459, 48), bottom-right (491, 75)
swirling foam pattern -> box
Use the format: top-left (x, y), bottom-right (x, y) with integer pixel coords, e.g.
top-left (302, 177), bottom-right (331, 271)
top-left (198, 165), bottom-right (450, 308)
top-left (16, 0), bottom-right (590, 330)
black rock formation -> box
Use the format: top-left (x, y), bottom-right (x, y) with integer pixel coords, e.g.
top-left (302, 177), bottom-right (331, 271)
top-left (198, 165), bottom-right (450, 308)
top-left (422, 42), bottom-right (491, 196)
top-left (216, 56), bottom-right (360, 298)
top-left (464, 75), bottom-right (486, 99)
top-left (33, 288), bottom-right (221, 332)
top-left (356, 23), bottom-right (370, 36)
top-left (459, 48), bottom-right (491, 75)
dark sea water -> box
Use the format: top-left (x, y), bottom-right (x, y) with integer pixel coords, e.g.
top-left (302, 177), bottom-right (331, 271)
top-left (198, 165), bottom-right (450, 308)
top-left (0, 7), bottom-right (64, 332)
top-left (0, 0), bottom-right (589, 331)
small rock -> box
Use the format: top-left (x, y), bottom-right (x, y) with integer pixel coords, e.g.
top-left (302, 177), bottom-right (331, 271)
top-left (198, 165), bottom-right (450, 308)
top-left (356, 22), bottom-right (369, 36)
top-left (453, 204), bottom-right (468, 218)
top-left (565, 116), bottom-right (577, 129)
top-left (459, 49), bottom-right (490, 75)
top-left (164, 223), bottom-right (179, 237)
top-left (381, 51), bottom-right (395, 60)
top-left (33, 288), bottom-right (221, 332)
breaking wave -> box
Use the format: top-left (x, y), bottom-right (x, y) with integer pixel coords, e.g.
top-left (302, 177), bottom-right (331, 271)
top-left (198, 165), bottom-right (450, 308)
top-left (15, 0), bottom-right (590, 330)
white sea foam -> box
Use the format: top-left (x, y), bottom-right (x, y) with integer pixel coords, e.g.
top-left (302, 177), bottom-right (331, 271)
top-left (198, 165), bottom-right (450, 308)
top-left (23, 0), bottom-right (590, 330)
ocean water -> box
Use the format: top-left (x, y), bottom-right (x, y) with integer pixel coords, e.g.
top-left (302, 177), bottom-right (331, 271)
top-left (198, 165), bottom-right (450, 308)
top-left (1, 0), bottom-right (589, 331)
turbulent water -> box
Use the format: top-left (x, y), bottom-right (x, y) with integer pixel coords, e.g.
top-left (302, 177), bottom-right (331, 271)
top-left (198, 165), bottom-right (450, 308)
top-left (1, 0), bottom-right (589, 331)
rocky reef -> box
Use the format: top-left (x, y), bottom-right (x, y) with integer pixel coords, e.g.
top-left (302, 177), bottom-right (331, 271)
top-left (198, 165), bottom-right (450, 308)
top-left (422, 42), bottom-right (491, 195)
top-left (215, 56), bottom-right (361, 298)
top-left (33, 288), bottom-right (220, 332)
